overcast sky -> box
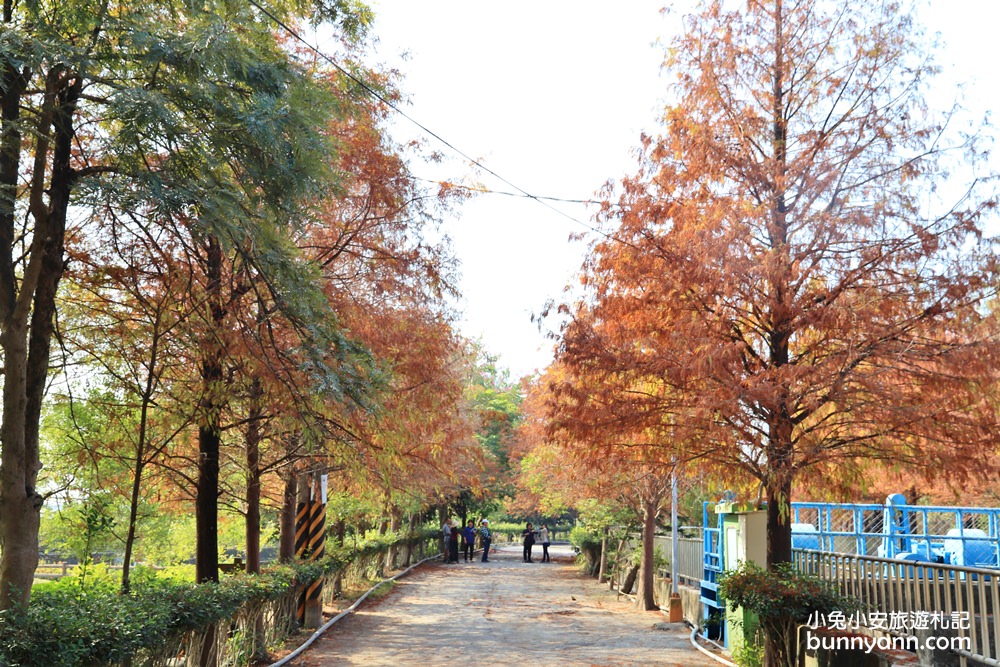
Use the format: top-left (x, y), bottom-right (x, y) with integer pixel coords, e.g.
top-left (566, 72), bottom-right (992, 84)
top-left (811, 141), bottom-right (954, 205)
top-left (361, 1), bottom-right (998, 381)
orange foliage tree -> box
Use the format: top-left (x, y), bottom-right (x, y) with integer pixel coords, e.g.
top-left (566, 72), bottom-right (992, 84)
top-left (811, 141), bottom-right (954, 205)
top-left (517, 359), bottom-right (695, 611)
top-left (285, 59), bottom-right (488, 538)
top-left (560, 0), bottom-right (1000, 571)
top-left (56, 222), bottom-right (202, 592)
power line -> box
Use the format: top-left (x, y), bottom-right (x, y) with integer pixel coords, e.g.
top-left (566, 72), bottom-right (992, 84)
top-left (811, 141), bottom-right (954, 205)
top-left (413, 177), bottom-right (607, 206)
top-left (244, 0), bottom-right (632, 245)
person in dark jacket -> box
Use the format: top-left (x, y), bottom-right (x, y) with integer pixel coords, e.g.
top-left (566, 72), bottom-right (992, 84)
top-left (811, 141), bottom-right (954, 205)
top-left (522, 522), bottom-right (536, 562)
top-left (462, 520), bottom-right (476, 561)
top-left (448, 526), bottom-right (461, 563)
top-left (479, 520), bottom-right (492, 562)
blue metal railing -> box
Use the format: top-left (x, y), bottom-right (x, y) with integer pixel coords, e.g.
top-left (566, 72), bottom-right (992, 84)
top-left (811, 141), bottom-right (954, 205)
top-left (790, 497), bottom-right (1000, 568)
top-left (700, 495), bottom-right (1000, 614)
top-left (700, 503), bottom-right (725, 641)
top-left (699, 496), bottom-right (1000, 654)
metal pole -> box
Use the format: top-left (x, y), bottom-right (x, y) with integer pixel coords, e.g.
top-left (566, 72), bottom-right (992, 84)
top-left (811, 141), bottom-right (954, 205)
top-left (671, 465), bottom-right (679, 595)
top-left (667, 461), bottom-right (683, 622)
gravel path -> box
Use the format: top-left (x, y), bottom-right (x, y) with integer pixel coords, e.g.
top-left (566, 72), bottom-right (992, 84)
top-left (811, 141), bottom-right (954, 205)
top-left (288, 542), bottom-right (719, 666)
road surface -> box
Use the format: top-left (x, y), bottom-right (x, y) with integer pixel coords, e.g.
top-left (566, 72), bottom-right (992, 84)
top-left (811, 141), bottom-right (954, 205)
top-left (286, 542), bottom-right (719, 667)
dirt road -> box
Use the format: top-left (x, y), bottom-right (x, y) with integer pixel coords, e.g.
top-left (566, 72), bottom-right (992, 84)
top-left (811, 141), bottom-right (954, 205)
top-left (289, 542), bottom-right (719, 667)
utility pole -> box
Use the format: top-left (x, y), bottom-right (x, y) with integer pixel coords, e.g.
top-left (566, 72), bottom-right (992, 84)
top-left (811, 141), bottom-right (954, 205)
top-left (668, 462), bottom-right (683, 622)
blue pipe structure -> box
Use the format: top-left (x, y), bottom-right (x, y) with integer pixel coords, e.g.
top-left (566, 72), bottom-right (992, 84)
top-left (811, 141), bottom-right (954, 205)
top-left (788, 494), bottom-right (1000, 567)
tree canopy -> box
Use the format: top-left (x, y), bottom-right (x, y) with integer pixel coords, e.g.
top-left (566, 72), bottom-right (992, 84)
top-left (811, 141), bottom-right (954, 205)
top-left (550, 0), bottom-right (999, 572)
top-left (0, 0), bottom-right (496, 609)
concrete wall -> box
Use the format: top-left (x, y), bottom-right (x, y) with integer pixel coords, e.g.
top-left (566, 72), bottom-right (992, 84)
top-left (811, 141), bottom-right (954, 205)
top-left (654, 577), bottom-right (702, 626)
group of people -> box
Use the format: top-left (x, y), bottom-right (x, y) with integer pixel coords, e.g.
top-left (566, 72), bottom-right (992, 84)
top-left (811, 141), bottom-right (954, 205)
top-left (442, 518), bottom-right (494, 563)
top-left (520, 522), bottom-right (551, 563)
top-left (440, 519), bottom-right (553, 564)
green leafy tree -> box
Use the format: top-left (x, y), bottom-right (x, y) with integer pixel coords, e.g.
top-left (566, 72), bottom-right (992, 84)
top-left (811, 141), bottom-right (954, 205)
top-left (464, 347), bottom-right (523, 512)
top-left (0, 0), bottom-right (373, 608)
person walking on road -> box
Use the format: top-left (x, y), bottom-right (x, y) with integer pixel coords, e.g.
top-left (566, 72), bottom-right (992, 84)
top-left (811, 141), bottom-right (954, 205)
top-left (522, 522), bottom-right (536, 562)
top-left (479, 520), bottom-right (492, 562)
top-left (538, 524), bottom-right (551, 562)
top-left (462, 520), bottom-right (476, 562)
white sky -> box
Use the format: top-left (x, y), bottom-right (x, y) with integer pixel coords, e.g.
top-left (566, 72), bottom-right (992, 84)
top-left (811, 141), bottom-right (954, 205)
top-left (362, 1), bottom-right (998, 381)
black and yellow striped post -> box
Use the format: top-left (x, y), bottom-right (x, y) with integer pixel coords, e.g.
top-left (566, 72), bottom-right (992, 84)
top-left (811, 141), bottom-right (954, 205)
top-left (294, 500), bottom-right (310, 561)
top-left (296, 499), bottom-right (326, 627)
top-left (303, 501), bottom-right (326, 627)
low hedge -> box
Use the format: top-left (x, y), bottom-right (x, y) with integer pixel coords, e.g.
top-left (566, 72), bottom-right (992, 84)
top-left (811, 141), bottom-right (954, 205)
top-left (0, 562), bottom-right (318, 666)
top-left (0, 530), bottom-right (435, 667)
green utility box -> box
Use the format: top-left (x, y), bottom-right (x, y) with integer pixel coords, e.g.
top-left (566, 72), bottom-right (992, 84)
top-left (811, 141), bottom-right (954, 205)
top-left (720, 509), bottom-right (767, 655)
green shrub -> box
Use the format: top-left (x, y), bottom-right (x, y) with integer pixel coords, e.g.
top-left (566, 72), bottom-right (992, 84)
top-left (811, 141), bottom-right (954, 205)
top-left (0, 586), bottom-right (174, 666)
top-left (569, 526), bottom-right (602, 552)
top-left (627, 544), bottom-right (668, 571)
top-left (732, 629), bottom-right (765, 667)
top-left (569, 526), bottom-right (603, 575)
top-left (719, 562), bottom-right (854, 667)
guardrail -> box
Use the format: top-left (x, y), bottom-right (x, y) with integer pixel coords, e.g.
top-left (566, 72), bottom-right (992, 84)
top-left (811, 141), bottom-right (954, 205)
top-left (794, 548), bottom-right (1000, 666)
top-left (652, 536), bottom-right (704, 586)
top-left (34, 562), bottom-right (168, 580)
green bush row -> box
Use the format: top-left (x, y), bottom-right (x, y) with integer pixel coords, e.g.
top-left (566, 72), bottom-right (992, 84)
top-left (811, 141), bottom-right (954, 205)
top-left (0, 530), bottom-right (436, 667)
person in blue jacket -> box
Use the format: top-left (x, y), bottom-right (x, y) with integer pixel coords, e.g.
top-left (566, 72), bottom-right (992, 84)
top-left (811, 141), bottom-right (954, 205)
top-left (462, 520), bottom-right (477, 561)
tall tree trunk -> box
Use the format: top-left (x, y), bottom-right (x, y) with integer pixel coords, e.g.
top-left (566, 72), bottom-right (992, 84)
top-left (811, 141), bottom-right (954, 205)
top-left (332, 516), bottom-right (345, 597)
top-left (0, 50), bottom-right (28, 614)
top-left (385, 506), bottom-right (402, 572)
top-left (196, 235), bottom-right (225, 585)
top-left (765, 472), bottom-right (793, 667)
top-left (244, 375), bottom-right (265, 662)
top-left (279, 470), bottom-right (297, 562)
top-left (621, 564), bottom-right (639, 595)
top-left (121, 306), bottom-right (164, 594)
top-left (403, 513), bottom-right (416, 567)
top-left (635, 497), bottom-right (660, 611)
top-left (766, 472), bottom-right (793, 567)
top-left (245, 377), bottom-right (263, 575)
top-left (0, 322), bottom-right (38, 610)
top-left (0, 67), bottom-right (79, 610)
top-left (194, 235), bottom-right (225, 667)
top-left (764, 0), bottom-right (793, 568)
top-left (609, 536), bottom-right (626, 590)
top-left (597, 528), bottom-right (609, 582)
top-left (121, 462), bottom-right (146, 594)
top-left (438, 503), bottom-right (451, 558)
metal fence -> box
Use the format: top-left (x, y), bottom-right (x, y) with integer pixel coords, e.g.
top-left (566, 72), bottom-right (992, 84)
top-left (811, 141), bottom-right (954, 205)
top-left (790, 500), bottom-right (1000, 566)
top-left (652, 535), bottom-right (704, 586)
top-left (794, 548), bottom-right (1000, 667)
